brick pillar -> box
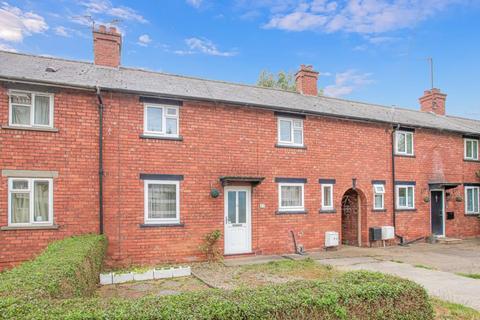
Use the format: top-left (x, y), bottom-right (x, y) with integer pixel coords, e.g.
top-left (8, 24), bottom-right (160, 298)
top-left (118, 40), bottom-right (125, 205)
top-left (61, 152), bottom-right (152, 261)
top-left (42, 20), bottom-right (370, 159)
top-left (93, 25), bottom-right (122, 68)
top-left (419, 88), bottom-right (447, 115)
top-left (295, 64), bottom-right (319, 96)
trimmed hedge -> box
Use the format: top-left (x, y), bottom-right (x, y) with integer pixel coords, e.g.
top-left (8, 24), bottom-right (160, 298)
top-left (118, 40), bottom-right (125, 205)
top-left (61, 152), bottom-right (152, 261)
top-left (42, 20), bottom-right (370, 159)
top-left (0, 271), bottom-right (433, 320)
top-left (0, 234), bottom-right (106, 299)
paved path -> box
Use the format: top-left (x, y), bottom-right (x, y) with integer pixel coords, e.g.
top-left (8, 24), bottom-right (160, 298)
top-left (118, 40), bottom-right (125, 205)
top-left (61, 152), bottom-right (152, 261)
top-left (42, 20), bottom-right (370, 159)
top-left (317, 257), bottom-right (480, 311)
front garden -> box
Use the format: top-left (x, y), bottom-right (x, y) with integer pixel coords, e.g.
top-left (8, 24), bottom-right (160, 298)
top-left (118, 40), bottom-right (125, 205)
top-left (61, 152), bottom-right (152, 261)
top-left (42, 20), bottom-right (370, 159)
top-left (0, 235), bottom-right (476, 319)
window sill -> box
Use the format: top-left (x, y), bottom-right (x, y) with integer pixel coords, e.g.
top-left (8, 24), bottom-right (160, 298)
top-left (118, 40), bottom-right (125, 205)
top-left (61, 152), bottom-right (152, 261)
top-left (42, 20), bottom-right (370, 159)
top-left (395, 208), bottom-right (417, 212)
top-left (140, 134), bottom-right (183, 141)
top-left (394, 154), bottom-right (415, 158)
top-left (2, 125), bottom-right (59, 133)
top-left (319, 209), bottom-right (336, 214)
top-left (465, 213), bottom-right (480, 217)
top-left (139, 223), bottom-right (184, 228)
top-left (276, 210), bottom-right (308, 215)
top-left (463, 159), bottom-right (480, 163)
top-left (1, 224), bottom-right (59, 231)
top-left (372, 209), bottom-right (387, 212)
top-left (275, 144), bottom-right (307, 150)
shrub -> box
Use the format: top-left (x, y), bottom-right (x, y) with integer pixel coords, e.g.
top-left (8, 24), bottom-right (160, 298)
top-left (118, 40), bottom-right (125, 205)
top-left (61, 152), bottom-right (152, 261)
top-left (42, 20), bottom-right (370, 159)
top-left (199, 230), bottom-right (222, 261)
top-left (0, 234), bottom-right (106, 300)
top-left (0, 271), bottom-right (433, 320)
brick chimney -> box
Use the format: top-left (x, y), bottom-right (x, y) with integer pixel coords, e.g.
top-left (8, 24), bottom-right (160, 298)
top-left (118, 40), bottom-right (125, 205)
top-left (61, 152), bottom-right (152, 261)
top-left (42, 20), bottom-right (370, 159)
top-left (419, 88), bottom-right (447, 115)
top-left (93, 25), bottom-right (122, 68)
top-left (295, 64), bottom-right (319, 96)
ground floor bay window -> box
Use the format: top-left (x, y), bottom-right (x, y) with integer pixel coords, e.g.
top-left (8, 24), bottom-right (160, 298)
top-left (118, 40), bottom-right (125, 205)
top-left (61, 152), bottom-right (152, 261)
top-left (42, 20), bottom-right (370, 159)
top-left (8, 178), bottom-right (53, 226)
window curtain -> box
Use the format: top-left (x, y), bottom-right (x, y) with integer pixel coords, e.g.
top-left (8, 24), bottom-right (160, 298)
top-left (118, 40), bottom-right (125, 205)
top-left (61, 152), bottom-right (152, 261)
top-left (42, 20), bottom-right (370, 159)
top-left (281, 186), bottom-right (301, 207)
top-left (11, 193), bottom-right (30, 223)
top-left (147, 107), bottom-right (163, 132)
top-left (34, 96), bottom-right (50, 125)
top-left (34, 181), bottom-right (49, 222)
top-left (148, 184), bottom-right (176, 219)
top-left (12, 105), bottom-right (30, 125)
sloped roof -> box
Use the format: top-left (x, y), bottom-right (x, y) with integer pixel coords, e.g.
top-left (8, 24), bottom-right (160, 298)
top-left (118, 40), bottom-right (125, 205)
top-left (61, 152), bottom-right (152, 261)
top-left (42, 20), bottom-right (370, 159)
top-left (0, 50), bottom-right (479, 135)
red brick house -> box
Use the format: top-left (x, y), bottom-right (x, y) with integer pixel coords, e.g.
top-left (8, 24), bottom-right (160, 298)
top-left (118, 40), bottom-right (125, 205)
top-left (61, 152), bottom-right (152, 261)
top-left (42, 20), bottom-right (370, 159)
top-left (1, 26), bottom-right (479, 270)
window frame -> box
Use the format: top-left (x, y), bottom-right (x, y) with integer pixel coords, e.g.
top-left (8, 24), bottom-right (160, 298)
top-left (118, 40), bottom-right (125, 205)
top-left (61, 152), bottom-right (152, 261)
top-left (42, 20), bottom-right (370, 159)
top-left (321, 184), bottom-right (334, 210)
top-left (7, 178), bottom-right (53, 227)
top-left (464, 138), bottom-right (479, 161)
top-left (144, 180), bottom-right (180, 224)
top-left (278, 182), bottom-right (305, 212)
top-left (143, 103), bottom-right (179, 138)
top-left (395, 185), bottom-right (415, 210)
top-left (277, 117), bottom-right (304, 147)
top-left (465, 186), bottom-right (480, 215)
top-left (373, 184), bottom-right (385, 210)
top-left (395, 130), bottom-right (414, 156)
top-left (8, 90), bottom-right (54, 128)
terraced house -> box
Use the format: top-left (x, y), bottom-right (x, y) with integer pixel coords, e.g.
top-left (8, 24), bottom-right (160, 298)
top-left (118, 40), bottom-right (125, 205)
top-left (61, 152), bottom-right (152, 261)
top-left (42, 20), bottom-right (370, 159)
top-left (0, 26), bottom-right (479, 270)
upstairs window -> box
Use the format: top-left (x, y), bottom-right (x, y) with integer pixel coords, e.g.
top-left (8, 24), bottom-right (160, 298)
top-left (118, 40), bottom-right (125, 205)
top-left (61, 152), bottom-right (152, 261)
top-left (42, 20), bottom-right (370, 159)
top-left (278, 117), bottom-right (303, 146)
top-left (464, 138), bottom-right (479, 161)
top-left (8, 178), bottom-right (53, 226)
top-left (278, 183), bottom-right (304, 212)
top-left (144, 104), bottom-right (179, 137)
top-left (395, 131), bottom-right (414, 156)
top-left (396, 185), bottom-right (415, 210)
top-left (9, 90), bottom-right (53, 128)
top-left (465, 186), bottom-right (479, 214)
top-left (321, 184), bottom-right (334, 210)
top-left (373, 184), bottom-right (385, 210)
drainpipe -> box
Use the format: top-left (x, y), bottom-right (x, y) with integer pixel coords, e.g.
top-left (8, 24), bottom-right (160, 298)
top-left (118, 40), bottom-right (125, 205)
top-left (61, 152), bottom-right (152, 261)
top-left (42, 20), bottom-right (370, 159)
top-left (391, 124), bottom-right (404, 244)
top-left (96, 86), bottom-right (104, 234)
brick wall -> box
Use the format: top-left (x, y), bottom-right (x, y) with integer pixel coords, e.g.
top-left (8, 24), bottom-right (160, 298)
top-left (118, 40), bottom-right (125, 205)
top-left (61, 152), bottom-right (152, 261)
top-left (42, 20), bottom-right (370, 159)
top-left (0, 84), bottom-right (99, 270)
top-left (1, 85), bottom-right (479, 269)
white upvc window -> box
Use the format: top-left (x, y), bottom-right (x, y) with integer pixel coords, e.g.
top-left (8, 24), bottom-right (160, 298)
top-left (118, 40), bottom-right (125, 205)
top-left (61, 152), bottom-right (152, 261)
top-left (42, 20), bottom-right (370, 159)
top-left (277, 117), bottom-right (303, 146)
top-left (396, 185), bottom-right (415, 210)
top-left (143, 104), bottom-right (179, 137)
top-left (464, 138), bottom-right (479, 160)
top-left (373, 184), bottom-right (385, 210)
top-left (321, 184), bottom-right (334, 210)
top-left (395, 131), bottom-right (414, 156)
top-left (8, 178), bottom-right (53, 226)
top-left (8, 90), bottom-right (54, 128)
top-left (278, 183), bottom-right (304, 212)
top-left (144, 180), bottom-right (180, 224)
top-left (465, 186), bottom-right (479, 214)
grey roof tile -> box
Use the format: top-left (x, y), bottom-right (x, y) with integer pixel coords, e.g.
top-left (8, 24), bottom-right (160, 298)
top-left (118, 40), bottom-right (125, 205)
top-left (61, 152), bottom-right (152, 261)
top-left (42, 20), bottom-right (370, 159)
top-left (0, 50), bottom-right (479, 135)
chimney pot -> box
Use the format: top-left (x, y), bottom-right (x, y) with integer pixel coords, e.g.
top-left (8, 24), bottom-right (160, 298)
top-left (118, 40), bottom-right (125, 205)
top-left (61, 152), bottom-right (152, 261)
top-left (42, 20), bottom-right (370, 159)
top-left (295, 64), bottom-right (319, 96)
top-left (93, 25), bottom-right (122, 68)
top-left (419, 88), bottom-right (447, 115)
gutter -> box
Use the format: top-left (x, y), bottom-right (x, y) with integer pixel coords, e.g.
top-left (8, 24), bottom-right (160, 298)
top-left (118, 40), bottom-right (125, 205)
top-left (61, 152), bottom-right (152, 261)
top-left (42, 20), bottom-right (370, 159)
top-left (96, 86), bottom-right (105, 235)
top-left (0, 76), bottom-right (478, 137)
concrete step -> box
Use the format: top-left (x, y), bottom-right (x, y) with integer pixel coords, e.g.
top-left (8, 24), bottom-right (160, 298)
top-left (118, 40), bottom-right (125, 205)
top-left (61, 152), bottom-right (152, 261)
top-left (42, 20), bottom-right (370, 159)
top-left (436, 237), bottom-right (463, 244)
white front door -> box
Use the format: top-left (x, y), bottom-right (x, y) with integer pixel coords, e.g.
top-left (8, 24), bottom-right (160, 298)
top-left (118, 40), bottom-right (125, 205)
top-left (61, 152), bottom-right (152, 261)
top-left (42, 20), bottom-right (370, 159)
top-left (224, 186), bottom-right (251, 255)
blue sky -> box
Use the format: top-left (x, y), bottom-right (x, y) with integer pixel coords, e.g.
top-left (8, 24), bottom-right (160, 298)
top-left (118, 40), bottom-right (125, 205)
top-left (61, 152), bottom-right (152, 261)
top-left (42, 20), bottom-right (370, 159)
top-left (1, 0), bottom-right (479, 119)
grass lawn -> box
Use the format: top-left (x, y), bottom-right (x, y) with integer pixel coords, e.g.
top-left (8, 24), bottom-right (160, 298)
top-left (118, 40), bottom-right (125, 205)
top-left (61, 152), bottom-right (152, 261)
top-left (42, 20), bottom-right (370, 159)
top-left (432, 298), bottom-right (480, 320)
top-left (457, 273), bottom-right (480, 280)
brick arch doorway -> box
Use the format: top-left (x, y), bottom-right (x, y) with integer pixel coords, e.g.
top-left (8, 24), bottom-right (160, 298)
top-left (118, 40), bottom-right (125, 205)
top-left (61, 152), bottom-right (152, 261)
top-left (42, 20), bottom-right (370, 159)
top-left (341, 188), bottom-right (367, 246)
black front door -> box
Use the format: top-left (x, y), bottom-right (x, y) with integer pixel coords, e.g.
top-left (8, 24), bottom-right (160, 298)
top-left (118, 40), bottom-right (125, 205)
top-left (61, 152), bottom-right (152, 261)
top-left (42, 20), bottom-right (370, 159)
top-left (431, 191), bottom-right (444, 236)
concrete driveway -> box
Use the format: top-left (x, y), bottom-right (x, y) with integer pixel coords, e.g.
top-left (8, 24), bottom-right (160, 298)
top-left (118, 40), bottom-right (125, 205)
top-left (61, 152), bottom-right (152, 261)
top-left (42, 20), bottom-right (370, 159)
top-left (313, 239), bottom-right (480, 310)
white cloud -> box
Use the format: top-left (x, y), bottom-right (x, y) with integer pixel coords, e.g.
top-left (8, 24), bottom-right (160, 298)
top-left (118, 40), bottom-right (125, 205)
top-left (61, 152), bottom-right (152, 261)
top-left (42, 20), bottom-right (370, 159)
top-left (0, 2), bottom-right (48, 42)
top-left (324, 69), bottom-right (373, 97)
top-left (0, 42), bottom-right (17, 52)
top-left (262, 0), bottom-right (462, 34)
top-left (137, 34), bottom-right (151, 46)
top-left (54, 26), bottom-right (70, 37)
top-left (186, 0), bottom-right (203, 8)
top-left (81, 0), bottom-right (147, 23)
top-left (182, 37), bottom-right (237, 56)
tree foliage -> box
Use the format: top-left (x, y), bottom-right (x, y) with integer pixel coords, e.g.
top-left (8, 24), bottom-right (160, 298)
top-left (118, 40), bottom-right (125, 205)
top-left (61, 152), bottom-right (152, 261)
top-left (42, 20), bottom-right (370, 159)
top-left (257, 70), bottom-right (297, 92)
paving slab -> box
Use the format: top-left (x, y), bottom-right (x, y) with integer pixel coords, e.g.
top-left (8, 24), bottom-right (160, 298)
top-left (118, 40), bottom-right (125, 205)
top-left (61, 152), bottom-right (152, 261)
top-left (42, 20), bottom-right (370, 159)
top-left (317, 258), bottom-right (480, 311)
top-left (223, 255), bottom-right (285, 267)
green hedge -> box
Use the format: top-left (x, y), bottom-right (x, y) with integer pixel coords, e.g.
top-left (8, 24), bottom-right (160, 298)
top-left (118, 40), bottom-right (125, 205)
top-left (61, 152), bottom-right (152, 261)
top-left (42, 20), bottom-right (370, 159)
top-left (0, 234), bottom-right (106, 299)
top-left (0, 271), bottom-right (433, 320)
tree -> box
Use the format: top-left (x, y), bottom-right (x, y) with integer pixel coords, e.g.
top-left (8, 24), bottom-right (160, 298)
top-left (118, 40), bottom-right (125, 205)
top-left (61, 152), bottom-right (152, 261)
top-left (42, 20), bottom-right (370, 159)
top-left (257, 70), bottom-right (297, 92)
